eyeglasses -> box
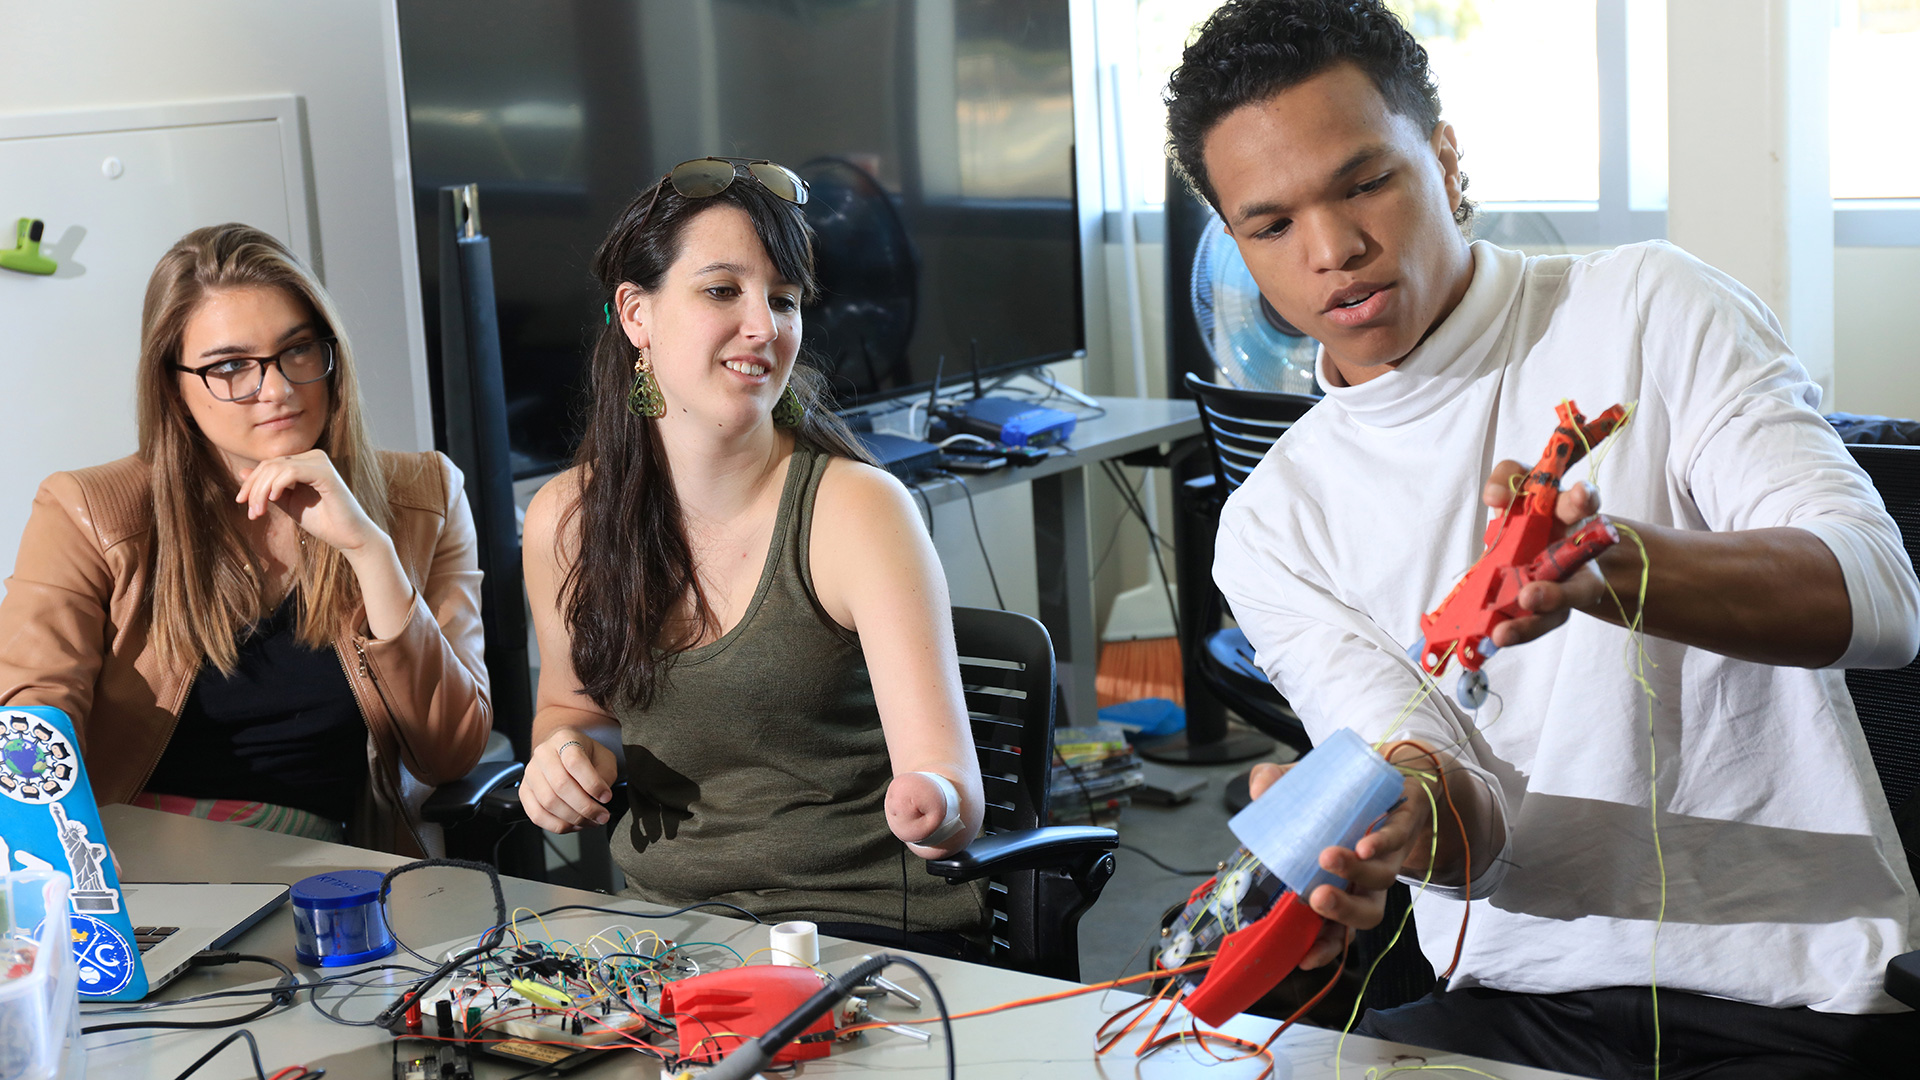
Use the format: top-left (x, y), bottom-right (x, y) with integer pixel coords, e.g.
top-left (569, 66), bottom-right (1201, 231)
top-left (666, 157), bottom-right (808, 205)
top-left (173, 337), bottom-right (336, 402)
top-left (635, 157), bottom-right (809, 233)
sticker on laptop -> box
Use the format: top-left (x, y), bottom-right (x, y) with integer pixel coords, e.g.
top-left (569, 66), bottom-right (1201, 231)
top-left (65, 912), bottom-right (136, 996)
top-left (0, 711), bottom-right (78, 804)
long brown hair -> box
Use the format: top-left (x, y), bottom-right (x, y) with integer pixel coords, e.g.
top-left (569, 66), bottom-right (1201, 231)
top-left (137, 223), bottom-right (392, 674)
top-left (565, 177), bottom-right (877, 711)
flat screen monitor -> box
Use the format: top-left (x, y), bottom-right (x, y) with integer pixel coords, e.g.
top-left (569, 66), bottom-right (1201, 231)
top-left (398, 0), bottom-right (1084, 476)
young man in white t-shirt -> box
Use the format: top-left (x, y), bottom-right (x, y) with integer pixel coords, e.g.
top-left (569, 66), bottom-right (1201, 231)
top-left (1166, 2), bottom-right (1920, 1076)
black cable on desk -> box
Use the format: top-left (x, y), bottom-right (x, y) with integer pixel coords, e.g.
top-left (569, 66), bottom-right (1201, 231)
top-left (380, 857), bottom-right (508, 966)
top-left (533, 900), bottom-right (764, 924)
top-left (82, 953), bottom-right (297, 1034)
top-left (84, 961), bottom-right (438, 1017)
top-left (1092, 466), bottom-right (1149, 578)
top-left (695, 953), bottom-right (954, 1080)
top-left (1116, 842), bottom-right (1216, 877)
top-left (167, 1028), bottom-right (269, 1080)
top-left (885, 955), bottom-right (956, 1080)
top-left (909, 480), bottom-right (935, 537)
top-left (929, 470), bottom-right (1004, 609)
top-left (1099, 459), bottom-right (1179, 638)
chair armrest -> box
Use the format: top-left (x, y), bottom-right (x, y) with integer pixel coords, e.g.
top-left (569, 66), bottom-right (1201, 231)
top-left (1888, 950), bottom-right (1920, 1008)
top-left (925, 826), bottom-right (1117, 883)
top-left (421, 760), bottom-right (525, 825)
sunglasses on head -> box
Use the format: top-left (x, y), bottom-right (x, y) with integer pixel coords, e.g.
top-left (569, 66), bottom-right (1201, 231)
top-left (607, 157), bottom-right (811, 325)
top-left (635, 156), bottom-right (808, 232)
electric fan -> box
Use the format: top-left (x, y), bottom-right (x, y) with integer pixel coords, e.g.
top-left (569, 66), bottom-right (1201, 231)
top-left (1190, 214), bottom-right (1319, 394)
top-left (797, 157), bottom-right (917, 397)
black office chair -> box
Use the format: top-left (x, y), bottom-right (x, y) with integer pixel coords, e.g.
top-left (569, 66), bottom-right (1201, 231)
top-left (923, 606), bottom-right (1119, 982)
top-left (457, 607), bottom-right (1117, 982)
top-left (1177, 372), bottom-right (1320, 806)
top-left (1838, 444), bottom-right (1920, 1006)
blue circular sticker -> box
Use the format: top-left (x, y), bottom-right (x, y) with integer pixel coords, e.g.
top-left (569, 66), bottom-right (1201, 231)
top-left (0, 711), bottom-right (78, 804)
top-left (66, 912), bottom-right (135, 995)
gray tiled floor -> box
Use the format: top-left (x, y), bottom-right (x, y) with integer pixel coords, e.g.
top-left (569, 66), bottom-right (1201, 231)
top-left (1075, 735), bottom-right (1302, 983)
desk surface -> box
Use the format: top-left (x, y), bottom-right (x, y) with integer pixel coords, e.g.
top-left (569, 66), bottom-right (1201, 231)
top-left (85, 805), bottom-right (1591, 1080)
top-left (908, 395), bottom-right (1200, 509)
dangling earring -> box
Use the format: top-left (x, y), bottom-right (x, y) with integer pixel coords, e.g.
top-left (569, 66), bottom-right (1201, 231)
top-left (627, 346), bottom-right (665, 418)
top-left (772, 382), bottom-right (805, 428)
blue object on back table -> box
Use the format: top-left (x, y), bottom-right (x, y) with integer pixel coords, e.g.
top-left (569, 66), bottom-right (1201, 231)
top-left (1098, 698), bottom-right (1186, 741)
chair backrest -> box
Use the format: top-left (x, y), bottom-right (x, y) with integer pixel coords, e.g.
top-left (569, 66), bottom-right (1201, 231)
top-left (1843, 444), bottom-right (1920, 818)
top-left (1183, 371), bottom-right (1318, 494)
top-left (951, 606), bottom-right (1055, 959)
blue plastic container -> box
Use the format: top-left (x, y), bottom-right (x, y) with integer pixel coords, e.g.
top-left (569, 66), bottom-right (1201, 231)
top-left (1227, 727), bottom-right (1405, 898)
top-left (291, 870), bottom-right (396, 967)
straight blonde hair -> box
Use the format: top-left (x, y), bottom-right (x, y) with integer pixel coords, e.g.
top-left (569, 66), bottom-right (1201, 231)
top-left (136, 223), bottom-right (392, 675)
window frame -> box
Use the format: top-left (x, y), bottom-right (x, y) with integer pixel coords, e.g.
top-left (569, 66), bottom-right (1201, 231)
top-left (1103, 0), bottom-right (1919, 249)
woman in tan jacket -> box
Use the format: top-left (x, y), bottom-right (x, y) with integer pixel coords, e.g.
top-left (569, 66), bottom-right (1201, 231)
top-left (0, 223), bottom-right (490, 854)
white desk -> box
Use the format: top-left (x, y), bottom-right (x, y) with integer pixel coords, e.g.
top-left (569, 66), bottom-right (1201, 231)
top-left (84, 805), bottom-right (1592, 1080)
top-left (909, 396), bottom-right (1202, 727)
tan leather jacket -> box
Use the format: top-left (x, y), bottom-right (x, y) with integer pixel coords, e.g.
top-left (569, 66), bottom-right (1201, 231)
top-left (0, 451), bottom-right (491, 855)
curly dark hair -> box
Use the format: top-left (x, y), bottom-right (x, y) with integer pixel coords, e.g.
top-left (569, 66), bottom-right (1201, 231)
top-left (1165, 0), bottom-right (1472, 226)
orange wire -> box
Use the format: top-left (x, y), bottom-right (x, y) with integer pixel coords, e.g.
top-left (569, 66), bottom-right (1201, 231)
top-left (835, 957), bottom-right (1216, 1038)
top-left (1126, 933), bottom-right (1351, 1080)
top-left (1093, 980), bottom-right (1173, 1055)
top-left (1382, 739), bottom-right (1473, 981)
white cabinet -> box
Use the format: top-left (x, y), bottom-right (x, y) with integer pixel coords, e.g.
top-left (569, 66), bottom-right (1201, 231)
top-left (0, 96), bottom-right (311, 582)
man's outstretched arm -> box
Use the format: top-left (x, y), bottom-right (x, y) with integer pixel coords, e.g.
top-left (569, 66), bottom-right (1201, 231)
top-left (1485, 465), bottom-right (1855, 668)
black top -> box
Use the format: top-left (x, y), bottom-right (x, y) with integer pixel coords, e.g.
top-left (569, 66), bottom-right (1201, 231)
top-left (146, 596), bottom-right (367, 822)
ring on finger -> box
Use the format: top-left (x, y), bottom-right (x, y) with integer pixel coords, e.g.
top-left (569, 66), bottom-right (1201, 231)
top-left (559, 739), bottom-right (585, 756)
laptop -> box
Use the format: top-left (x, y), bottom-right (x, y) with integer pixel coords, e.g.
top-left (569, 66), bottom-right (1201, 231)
top-left (0, 706), bottom-right (288, 1001)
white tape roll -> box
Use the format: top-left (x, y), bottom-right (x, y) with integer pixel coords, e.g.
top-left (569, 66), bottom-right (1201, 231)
top-left (769, 920), bottom-right (819, 967)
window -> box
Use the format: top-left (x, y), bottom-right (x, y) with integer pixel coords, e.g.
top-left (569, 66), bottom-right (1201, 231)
top-left (1831, 0), bottom-right (1920, 201)
top-left (1117, 0), bottom-right (1668, 246)
top-left (1413, 0), bottom-right (1599, 206)
top-left (1831, 1), bottom-right (1920, 245)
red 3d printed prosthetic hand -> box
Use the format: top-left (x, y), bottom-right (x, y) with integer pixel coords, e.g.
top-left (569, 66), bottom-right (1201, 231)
top-left (1412, 400), bottom-right (1627, 709)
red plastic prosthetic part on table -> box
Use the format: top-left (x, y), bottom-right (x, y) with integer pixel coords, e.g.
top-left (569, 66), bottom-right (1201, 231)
top-left (1416, 400), bottom-right (1627, 678)
top-left (1181, 890), bottom-right (1325, 1027)
top-left (659, 965), bottom-right (834, 1065)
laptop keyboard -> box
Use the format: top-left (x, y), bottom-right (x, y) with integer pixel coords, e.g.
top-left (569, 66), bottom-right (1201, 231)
top-left (133, 926), bottom-right (179, 954)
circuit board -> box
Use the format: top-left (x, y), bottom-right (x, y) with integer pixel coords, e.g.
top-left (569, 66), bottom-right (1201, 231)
top-left (420, 982), bottom-right (657, 1047)
top-left (1158, 845), bottom-right (1287, 987)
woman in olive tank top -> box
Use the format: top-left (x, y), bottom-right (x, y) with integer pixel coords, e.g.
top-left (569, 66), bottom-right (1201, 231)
top-left (516, 162), bottom-right (989, 936)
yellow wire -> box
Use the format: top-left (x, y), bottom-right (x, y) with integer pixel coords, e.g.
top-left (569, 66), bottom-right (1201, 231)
top-left (736, 946), bottom-right (831, 976)
top-left (1376, 644), bottom-right (1454, 750)
top-left (1587, 401), bottom-right (1638, 483)
top-left (509, 906), bottom-right (558, 945)
top-left (1335, 780), bottom-right (1445, 1080)
top-left (1602, 521), bottom-right (1664, 1079)
top-left (1334, 403), bottom-right (1643, 1080)
top-left (1359, 1060), bottom-right (1505, 1068)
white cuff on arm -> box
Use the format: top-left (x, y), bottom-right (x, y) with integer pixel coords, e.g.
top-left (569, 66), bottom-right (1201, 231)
top-left (1796, 519), bottom-right (1920, 670)
top-left (912, 771), bottom-right (967, 847)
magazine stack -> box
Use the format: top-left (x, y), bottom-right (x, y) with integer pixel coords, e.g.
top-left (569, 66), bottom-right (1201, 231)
top-left (1047, 721), bottom-right (1145, 826)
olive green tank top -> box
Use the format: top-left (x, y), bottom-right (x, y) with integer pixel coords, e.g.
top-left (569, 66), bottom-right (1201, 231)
top-left (609, 443), bottom-right (988, 935)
